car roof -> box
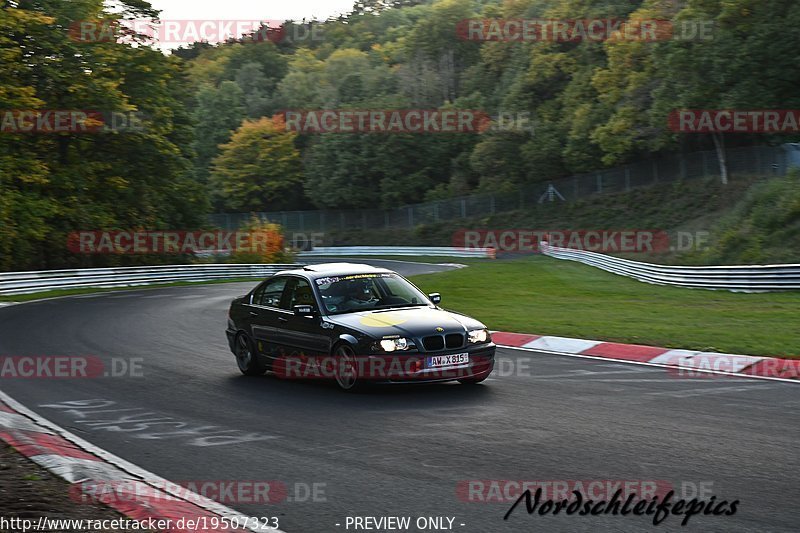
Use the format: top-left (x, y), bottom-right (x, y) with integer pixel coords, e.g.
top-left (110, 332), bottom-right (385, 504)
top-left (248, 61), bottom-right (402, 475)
top-left (273, 262), bottom-right (395, 280)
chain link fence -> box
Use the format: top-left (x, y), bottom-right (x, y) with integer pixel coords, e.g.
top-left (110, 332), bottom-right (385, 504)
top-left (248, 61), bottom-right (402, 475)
top-left (208, 144), bottom-right (797, 233)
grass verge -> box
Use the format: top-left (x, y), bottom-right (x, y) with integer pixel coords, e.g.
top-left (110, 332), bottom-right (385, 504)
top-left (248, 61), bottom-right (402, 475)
top-left (410, 255), bottom-right (800, 358)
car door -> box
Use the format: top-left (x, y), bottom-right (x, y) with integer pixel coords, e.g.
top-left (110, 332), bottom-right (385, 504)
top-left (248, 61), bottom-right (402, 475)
top-left (265, 277), bottom-right (334, 380)
top-left (246, 276), bottom-right (290, 360)
top-left (279, 277), bottom-right (332, 357)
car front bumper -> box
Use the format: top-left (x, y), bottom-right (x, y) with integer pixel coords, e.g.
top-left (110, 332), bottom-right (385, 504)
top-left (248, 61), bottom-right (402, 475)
top-left (356, 343), bottom-right (496, 384)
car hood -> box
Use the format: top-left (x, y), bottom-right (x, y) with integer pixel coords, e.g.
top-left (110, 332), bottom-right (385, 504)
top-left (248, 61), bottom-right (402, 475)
top-left (325, 306), bottom-right (485, 338)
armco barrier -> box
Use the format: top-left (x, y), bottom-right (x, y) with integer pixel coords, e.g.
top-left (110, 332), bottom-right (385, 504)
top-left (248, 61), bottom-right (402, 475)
top-left (541, 242), bottom-right (800, 292)
top-left (298, 246), bottom-right (493, 258)
top-left (0, 246), bottom-right (491, 295)
top-left (0, 264), bottom-right (302, 296)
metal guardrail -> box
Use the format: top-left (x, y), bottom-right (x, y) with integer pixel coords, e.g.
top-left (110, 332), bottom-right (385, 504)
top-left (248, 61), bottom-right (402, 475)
top-left (541, 243), bottom-right (800, 292)
top-left (0, 264), bottom-right (303, 296)
top-left (298, 246), bottom-right (494, 258)
top-left (0, 247), bottom-right (490, 295)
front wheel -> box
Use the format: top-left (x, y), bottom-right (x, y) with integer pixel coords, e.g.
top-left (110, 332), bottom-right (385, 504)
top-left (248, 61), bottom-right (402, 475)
top-left (234, 333), bottom-right (266, 376)
top-left (333, 344), bottom-right (362, 392)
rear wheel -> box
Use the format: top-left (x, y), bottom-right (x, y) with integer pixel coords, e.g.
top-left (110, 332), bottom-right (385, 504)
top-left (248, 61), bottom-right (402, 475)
top-left (333, 344), bottom-right (361, 392)
top-left (234, 333), bottom-right (266, 376)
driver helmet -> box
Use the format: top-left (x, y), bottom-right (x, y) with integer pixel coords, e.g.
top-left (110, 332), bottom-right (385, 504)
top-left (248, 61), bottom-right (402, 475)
top-left (346, 279), bottom-right (372, 301)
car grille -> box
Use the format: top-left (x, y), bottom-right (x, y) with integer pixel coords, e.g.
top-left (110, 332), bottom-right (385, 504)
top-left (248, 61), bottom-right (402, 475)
top-left (423, 336), bottom-right (444, 351)
top-left (422, 334), bottom-right (464, 351)
top-left (446, 333), bottom-right (465, 348)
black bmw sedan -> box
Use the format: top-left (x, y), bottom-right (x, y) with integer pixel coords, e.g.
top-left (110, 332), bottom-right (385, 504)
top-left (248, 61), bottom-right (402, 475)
top-left (226, 263), bottom-right (495, 391)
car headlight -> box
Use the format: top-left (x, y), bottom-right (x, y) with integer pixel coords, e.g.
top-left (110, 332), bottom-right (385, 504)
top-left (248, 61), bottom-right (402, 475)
top-left (379, 337), bottom-right (410, 352)
top-left (468, 328), bottom-right (490, 344)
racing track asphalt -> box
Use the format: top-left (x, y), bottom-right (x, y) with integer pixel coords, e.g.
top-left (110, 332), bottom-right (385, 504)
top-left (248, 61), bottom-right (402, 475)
top-left (0, 260), bottom-right (797, 532)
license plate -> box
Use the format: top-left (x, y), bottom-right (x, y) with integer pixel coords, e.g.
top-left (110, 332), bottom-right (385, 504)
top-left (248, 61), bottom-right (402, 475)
top-left (426, 353), bottom-right (469, 368)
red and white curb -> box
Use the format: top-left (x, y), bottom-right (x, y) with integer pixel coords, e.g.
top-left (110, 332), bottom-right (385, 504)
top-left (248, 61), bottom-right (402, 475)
top-left (0, 390), bottom-right (283, 533)
top-left (492, 332), bottom-right (800, 383)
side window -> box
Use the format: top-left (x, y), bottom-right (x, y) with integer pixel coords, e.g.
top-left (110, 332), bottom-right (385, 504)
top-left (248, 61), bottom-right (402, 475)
top-left (251, 284), bottom-right (266, 305)
top-left (288, 279), bottom-right (317, 310)
top-left (253, 277), bottom-right (288, 307)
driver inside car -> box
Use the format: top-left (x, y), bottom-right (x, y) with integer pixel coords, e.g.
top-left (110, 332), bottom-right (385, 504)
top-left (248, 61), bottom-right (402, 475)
top-left (332, 279), bottom-right (378, 311)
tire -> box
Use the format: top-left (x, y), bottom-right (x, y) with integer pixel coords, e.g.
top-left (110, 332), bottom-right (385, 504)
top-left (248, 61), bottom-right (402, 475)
top-left (234, 333), bottom-right (267, 376)
top-left (333, 343), bottom-right (362, 392)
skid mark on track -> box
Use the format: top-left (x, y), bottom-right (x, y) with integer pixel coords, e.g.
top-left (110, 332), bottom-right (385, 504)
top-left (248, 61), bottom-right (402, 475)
top-left (723, 401), bottom-right (800, 412)
top-left (524, 365), bottom-right (658, 380)
top-left (646, 384), bottom-right (774, 398)
top-left (587, 378), bottom-right (701, 383)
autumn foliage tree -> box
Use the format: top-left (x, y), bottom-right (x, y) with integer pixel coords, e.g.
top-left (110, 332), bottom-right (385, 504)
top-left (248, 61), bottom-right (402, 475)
top-left (227, 216), bottom-right (294, 264)
top-left (209, 116), bottom-right (304, 212)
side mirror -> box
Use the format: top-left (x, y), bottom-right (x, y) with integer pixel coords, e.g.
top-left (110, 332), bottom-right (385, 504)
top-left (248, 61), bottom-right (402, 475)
top-left (428, 293), bottom-right (441, 305)
top-left (293, 304), bottom-right (315, 317)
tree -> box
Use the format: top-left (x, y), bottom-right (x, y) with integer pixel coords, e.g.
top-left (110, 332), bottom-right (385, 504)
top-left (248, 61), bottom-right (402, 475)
top-left (274, 49), bottom-right (326, 109)
top-left (1, 0), bottom-right (207, 270)
top-left (650, 0), bottom-right (800, 184)
top-left (210, 117), bottom-right (304, 211)
top-left (192, 81), bottom-right (246, 184)
top-left (235, 62), bottom-right (272, 118)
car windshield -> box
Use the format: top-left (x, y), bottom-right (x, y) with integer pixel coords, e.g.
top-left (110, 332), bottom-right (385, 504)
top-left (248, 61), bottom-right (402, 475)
top-left (315, 273), bottom-right (430, 315)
